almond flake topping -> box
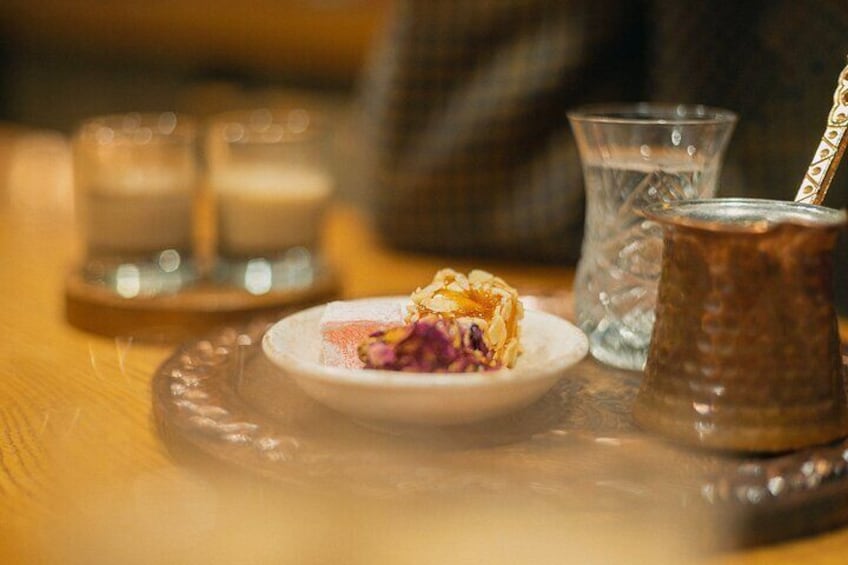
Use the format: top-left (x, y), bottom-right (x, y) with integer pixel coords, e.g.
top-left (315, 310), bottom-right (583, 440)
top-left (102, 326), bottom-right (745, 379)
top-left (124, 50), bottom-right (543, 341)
top-left (406, 269), bottom-right (524, 367)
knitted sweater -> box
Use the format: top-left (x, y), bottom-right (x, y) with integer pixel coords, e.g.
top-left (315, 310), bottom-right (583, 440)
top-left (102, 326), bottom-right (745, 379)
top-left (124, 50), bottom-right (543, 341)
top-left (358, 0), bottom-right (848, 308)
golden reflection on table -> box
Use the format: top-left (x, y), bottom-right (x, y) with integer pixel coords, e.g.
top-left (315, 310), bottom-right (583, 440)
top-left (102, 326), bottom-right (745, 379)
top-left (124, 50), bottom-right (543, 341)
top-left (1, 127), bottom-right (848, 564)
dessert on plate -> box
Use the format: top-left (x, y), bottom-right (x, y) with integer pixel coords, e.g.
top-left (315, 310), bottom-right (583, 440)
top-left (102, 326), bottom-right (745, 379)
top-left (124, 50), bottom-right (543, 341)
top-left (262, 273), bottom-right (587, 425)
top-left (320, 269), bottom-right (524, 372)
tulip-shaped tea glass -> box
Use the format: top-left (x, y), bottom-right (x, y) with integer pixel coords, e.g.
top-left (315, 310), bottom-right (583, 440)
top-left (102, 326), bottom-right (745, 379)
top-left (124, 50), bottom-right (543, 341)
top-left (568, 104), bottom-right (737, 370)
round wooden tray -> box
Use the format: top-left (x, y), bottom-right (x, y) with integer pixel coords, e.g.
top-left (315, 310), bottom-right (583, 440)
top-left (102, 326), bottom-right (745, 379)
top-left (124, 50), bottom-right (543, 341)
top-left (64, 267), bottom-right (340, 340)
top-left (152, 311), bottom-right (848, 549)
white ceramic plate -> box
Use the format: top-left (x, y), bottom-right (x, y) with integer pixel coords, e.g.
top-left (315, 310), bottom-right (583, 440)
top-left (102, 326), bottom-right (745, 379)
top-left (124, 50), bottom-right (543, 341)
top-left (262, 297), bottom-right (589, 426)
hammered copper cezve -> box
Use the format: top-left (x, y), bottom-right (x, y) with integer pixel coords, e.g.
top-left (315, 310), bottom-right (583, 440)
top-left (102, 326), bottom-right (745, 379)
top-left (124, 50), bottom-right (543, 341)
top-left (633, 198), bottom-right (848, 453)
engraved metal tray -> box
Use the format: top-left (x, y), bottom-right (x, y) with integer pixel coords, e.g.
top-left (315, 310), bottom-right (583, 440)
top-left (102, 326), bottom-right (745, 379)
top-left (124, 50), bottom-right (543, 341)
top-left (152, 312), bottom-right (848, 549)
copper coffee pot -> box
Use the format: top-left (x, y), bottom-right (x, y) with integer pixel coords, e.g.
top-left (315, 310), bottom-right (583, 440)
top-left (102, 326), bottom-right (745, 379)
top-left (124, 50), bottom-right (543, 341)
top-left (633, 199), bottom-right (848, 452)
top-left (633, 58), bottom-right (848, 452)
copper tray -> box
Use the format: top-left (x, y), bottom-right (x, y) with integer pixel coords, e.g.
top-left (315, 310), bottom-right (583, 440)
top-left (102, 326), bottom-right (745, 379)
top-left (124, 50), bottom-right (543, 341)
top-left (152, 312), bottom-right (848, 549)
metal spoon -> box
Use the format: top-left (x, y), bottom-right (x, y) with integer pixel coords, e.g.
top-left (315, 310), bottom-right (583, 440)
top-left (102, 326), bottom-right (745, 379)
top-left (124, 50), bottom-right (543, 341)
top-left (795, 56), bottom-right (848, 205)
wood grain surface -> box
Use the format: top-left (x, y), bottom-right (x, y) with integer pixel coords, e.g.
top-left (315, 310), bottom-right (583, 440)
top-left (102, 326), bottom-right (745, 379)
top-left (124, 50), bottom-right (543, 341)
top-left (1, 127), bottom-right (848, 563)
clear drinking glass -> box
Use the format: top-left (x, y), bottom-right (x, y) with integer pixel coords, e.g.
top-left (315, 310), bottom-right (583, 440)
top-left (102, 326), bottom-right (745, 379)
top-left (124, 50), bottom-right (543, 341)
top-left (567, 103), bottom-right (736, 370)
top-left (73, 112), bottom-right (200, 297)
top-left (206, 107), bottom-right (334, 294)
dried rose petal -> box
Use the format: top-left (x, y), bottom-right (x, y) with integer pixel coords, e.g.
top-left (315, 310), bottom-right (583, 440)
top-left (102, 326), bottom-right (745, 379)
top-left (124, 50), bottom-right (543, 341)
top-left (357, 316), bottom-right (501, 373)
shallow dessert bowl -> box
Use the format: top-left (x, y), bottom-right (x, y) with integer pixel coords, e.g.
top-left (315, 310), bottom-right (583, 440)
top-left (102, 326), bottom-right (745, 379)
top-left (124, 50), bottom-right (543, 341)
top-left (262, 296), bottom-right (589, 426)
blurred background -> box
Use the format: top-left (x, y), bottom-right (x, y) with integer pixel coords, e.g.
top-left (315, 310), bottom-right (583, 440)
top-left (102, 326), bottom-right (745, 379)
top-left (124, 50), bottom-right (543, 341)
top-left (0, 1), bottom-right (389, 131)
top-left (1, 0), bottom-right (846, 313)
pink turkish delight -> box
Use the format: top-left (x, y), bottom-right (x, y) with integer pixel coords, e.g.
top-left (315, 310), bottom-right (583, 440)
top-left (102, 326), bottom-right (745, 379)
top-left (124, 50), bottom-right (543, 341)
top-left (319, 300), bottom-right (404, 368)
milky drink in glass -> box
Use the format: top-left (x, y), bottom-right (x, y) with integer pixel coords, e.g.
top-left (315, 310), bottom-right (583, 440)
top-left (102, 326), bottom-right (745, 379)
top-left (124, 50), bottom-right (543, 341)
top-left (73, 112), bottom-right (200, 296)
top-left (84, 167), bottom-right (194, 255)
top-left (207, 107), bottom-right (333, 292)
top-left (214, 164), bottom-right (332, 257)
top-left (568, 104), bottom-right (736, 371)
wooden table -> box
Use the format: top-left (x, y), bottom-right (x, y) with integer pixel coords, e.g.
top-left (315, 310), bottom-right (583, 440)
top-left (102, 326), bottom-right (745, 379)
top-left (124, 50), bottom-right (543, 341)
top-left (1, 127), bottom-right (848, 563)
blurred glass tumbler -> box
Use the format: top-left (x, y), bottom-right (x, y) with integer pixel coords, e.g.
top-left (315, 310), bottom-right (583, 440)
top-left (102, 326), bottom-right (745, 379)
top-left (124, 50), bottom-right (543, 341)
top-left (206, 108), bottom-right (333, 293)
top-left (73, 112), bottom-right (199, 297)
top-left (567, 104), bottom-right (737, 370)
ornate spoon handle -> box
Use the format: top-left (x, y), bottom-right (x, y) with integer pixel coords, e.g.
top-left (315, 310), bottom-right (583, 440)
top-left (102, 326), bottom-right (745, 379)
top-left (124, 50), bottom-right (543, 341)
top-left (795, 58), bottom-right (848, 205)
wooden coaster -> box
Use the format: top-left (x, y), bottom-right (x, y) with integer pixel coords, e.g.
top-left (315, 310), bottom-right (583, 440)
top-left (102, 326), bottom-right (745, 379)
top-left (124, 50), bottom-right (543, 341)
top-left (64, 267), bottom-right (340, 341)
